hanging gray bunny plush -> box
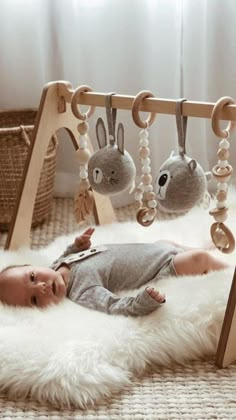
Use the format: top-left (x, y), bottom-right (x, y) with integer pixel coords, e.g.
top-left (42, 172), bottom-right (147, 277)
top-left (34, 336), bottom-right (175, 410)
top-left (88, 94), bottom-right (136, 195)
top-left (155, 99), bottom-right (212, 213)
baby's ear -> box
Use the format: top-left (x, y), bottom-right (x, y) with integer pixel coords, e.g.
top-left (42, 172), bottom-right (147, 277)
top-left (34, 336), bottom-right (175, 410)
top-left (117, 122), bottom-right (124, 154)
top-left (96, 118), bottom-right (107, 149)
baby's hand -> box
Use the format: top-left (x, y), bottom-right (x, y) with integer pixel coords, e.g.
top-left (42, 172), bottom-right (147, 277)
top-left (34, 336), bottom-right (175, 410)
top-left (146, 287), bottom-right (166, 304)
top-left (74, 227), bottom-right (95, 251)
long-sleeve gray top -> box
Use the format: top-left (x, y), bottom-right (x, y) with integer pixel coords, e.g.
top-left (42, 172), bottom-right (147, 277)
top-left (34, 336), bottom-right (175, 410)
top-left (51, 241), bottom-right (183, 317)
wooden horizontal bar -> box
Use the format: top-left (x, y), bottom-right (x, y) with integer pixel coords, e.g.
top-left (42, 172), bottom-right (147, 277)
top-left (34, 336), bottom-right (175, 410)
top-left (59, 85), bottom-right (236, 121)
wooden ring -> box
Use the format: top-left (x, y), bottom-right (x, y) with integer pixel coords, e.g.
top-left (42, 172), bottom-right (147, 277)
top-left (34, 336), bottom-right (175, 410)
top-left (136, 207), bottom-right (155, 227)
top-left (211, 96), bottom-right (236, 138)
top-left (212, 164), bottom-right (233, 176)
top-left (211, 222), bottom-right (235, 254)
top-left (212, 164), bottom-right (233, 182)
top-left (132, 91), bottom-right (156, 128)
top-left (71, 85), bottom-right (95, 120)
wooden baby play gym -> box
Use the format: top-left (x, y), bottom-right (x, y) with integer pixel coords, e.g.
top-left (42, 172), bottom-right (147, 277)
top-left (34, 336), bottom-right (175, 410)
top-left (3, 80), bottom-right (236, 369)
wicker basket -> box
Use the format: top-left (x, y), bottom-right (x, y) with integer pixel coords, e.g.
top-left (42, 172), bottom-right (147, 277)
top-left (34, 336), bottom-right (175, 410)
top-left (0, 109), bottom-right (58, 231)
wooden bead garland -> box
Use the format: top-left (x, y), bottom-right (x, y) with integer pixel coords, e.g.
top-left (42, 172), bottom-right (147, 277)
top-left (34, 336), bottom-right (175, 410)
top-left (210, 96), bottom-right (236, 253)
top-left (132, 91), bottom-right (157, 227)
top-left (71, 86), bottom-right (96, 222)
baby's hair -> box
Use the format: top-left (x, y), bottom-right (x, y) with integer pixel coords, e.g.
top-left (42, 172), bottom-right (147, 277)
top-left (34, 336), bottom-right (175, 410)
top-left (0, 264), bottom-right (30, 275)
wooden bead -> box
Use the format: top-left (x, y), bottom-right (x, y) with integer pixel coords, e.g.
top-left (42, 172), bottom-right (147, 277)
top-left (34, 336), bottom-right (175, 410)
top-left (146, 192), bottom-right (156, 200)
top-left (217, 182), bottom-right (228, 192)
top-left (217, 200), bottom-right (227, 209)
top-left (139, 138), bottom-right (149, 147)
top-left (144, 184), bottom-right (153, 192)
top-left (148, 199), bottom-right (157, 208)
top-left (216, 190), bottom-right (227, 202)
top-left (142, 165), bottom-right (151, 174)
top-left (76, 148), bottom-right (91, 164)
top-left (80, 169), bottom-right (88, 180)
top-left (217, 149), bottom-right (230, 160)
top-left (209, 206), bottom-right (228, 222)
top-left (79, 135), bottom-right (88, 148)
top-left (219, 139), bottom-right (230, 149)
top-left (213, 212), bottom-right (228, 223)
top-left (134, 191), bottom-right (143, 201)
top-left (139, 129), bottom-right (149, 139)
top-left (77, 122), bottom-right (89, 134)
top-left (79, 179), bottom-right (90, 191)
top-left (148, 208), bottom-right (157, 217)
top-left (135, 187), bottom-right (143, 195)
top-left (139, 147), bottom-right (150, 159)
top-left (141, 174), bottom-right (152, 185)
top-left (134, 200), bottom-right (143, 209)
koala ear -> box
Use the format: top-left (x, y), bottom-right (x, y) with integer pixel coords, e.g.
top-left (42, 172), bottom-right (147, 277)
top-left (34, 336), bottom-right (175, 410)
top-left (188, 159), bottom-right (197, 173)
top-left (96, 118), bottom-right (107, 149)
top-left (169, 150), bottom-right (175, 158)
top-left (117, 122), bottom-right (124, 154)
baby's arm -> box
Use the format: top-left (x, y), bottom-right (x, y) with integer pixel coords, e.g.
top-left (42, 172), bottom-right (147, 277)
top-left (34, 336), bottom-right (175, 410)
top-left (77, 285), bottom-right (165, 317)
top-left (62, 227), bottom-right (95, 256)
top-left (51, 227), bottom-right (95, 269)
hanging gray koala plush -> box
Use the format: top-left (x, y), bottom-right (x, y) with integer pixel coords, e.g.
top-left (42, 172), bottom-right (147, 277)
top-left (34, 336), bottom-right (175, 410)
top-left (155, 99), bottom-right (212, 213)
top-left (88, 94), bottom-right (136, 195)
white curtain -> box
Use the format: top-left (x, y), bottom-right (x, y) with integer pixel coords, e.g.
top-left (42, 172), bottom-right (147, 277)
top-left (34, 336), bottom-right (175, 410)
top-left (182, 0), bottom-right (236, 188)
top-left (0, 0), bottom-right (235, 204)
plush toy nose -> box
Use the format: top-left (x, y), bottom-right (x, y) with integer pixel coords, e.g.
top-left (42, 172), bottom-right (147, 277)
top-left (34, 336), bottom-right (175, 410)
top-left (158, 173), bottom-right (168, 186)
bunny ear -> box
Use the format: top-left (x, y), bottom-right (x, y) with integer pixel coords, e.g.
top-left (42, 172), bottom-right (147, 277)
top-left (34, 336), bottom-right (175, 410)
top-left (117, 122), bottom-right (124, 154)
top-left (96, 118), bottom-right (107, 149)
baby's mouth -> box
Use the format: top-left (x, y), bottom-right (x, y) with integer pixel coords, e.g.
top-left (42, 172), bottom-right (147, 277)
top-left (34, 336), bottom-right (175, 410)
top-left (52, 281), bottom-right (57, 295)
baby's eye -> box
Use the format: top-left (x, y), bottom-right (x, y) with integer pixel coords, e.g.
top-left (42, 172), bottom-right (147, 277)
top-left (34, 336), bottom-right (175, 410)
top-left (31, 296), bottom-right (37, 306)
top-left (30, 272), bottom-right (35, 282)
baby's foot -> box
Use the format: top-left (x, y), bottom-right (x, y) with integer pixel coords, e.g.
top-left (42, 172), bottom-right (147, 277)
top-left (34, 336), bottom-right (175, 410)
top-left (146, 287), bottom-right (166, 303)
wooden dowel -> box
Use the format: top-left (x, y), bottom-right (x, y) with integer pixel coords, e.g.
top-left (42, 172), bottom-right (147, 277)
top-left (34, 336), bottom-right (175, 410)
top-left (60, 87), bottom-right (236, 121)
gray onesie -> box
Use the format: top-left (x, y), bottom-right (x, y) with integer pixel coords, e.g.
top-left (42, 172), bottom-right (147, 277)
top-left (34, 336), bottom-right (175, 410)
top-left (51, 241), bottom-right (183, 317)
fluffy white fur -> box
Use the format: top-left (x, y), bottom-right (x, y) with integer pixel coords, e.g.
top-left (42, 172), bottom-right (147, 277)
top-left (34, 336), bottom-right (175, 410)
top-left (0, 187), bottom-right (236, 409)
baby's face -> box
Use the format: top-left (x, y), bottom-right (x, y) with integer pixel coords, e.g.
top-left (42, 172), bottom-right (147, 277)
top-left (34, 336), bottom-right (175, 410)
top-left (0, 265), bottom-right (67, 308)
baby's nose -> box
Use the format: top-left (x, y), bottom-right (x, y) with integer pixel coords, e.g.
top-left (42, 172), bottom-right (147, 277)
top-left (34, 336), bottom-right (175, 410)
top-left (37, 281), bottom-right (51, 294)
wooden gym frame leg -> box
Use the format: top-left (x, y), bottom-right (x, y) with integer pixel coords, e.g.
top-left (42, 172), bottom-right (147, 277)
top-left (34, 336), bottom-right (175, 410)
top-left (5, 81), bottom-right (116, 251)
top-left (215, 267), bottom-right (236, 368)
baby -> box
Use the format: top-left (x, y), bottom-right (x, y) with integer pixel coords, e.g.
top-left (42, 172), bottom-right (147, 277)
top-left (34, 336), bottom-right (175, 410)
top-left (0, 227), bottom-right (230, 316)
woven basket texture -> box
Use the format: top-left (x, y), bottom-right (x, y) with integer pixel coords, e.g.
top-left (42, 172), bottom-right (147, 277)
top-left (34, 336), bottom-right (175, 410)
top-left (0, 109), bottom-right (58, 231)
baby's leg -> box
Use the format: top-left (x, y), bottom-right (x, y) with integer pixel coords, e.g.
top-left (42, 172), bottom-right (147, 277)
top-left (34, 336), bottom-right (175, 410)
top-left (173, 249), bottom-right (230, 276)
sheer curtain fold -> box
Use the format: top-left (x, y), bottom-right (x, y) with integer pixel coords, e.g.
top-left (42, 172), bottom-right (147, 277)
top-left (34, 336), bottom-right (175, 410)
top-left (0, 0), bottom-right (235, 198)
top-left (182, 0), bottom-right (236, 184)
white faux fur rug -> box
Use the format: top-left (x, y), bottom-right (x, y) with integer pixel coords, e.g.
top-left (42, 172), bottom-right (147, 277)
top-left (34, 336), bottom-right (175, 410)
top-left (0, 187), bottom-right (236, 409)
